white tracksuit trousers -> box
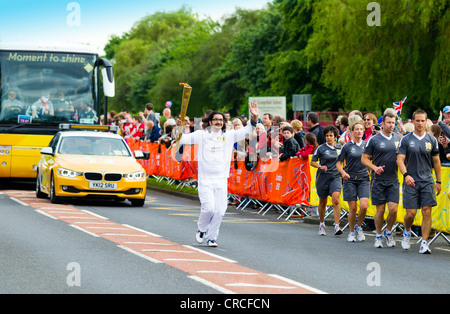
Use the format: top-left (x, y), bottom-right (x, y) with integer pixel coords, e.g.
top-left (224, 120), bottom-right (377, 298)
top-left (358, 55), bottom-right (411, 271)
top-left (197, 178), bottom-right (228, 241)
top-left (178, 123), bottom-right (254, 242)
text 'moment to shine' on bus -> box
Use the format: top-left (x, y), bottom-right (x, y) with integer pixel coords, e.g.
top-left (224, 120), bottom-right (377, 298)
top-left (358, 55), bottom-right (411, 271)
top-left (0, 43), bottom-right (114, 179)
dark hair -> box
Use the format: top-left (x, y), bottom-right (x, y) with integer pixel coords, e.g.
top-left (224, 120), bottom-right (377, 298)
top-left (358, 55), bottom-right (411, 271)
top-left (282, 126), bottom-right (294, 134)
top-left (304, 132), bottom-right (318, 150)
top-left (165, 124), bottom-right (173, 135)
top-left (323, 125), bottom-right (339, 137)
top-left (430, 124), bottom-right (441, 139)
top-left (412, 109), bottom-right (427, 120)
top-left (145, 103), bottom-right (153, 111)
top-left (382, 112), bottom-right (396, 122)
top-left (307, 112), bottom-right (319, 124)
top-left (206, 111), bottom-right (227, 132)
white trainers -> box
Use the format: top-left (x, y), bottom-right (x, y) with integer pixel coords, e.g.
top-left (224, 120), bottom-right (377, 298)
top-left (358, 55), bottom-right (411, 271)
top-left (419, 241), bottom-right (431, 254)
top-left (334, 224), bottom-right (343, 235)
top-left (207, 239), bottom-right (218, 247)
top-left (196, 230), bottom-right (205, 244)
top-left (383, 230), bottom-right (396, 247)
top-left (318, 224), bottom-right (326, 236)
top-left (347, 232), bottom-right (356, 242)
top-left (374, 235), bottom-right (383, 248)
top-left (355, 225), bottom-right (365, 241)
top-left (401, 230), bottom-right (411, 250)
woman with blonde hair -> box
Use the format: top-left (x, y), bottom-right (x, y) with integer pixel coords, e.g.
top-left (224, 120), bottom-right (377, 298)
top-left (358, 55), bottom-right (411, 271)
top-left (291, 119), bottom-right (305, 148)
top-left (336, 119), bottom-right (369, 242)
top-left (363, 113), bottom-right (377, 140)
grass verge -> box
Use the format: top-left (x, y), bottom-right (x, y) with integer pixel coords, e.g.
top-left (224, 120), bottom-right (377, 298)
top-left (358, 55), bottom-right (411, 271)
top-left (147, 176), bottom-right (198, 196)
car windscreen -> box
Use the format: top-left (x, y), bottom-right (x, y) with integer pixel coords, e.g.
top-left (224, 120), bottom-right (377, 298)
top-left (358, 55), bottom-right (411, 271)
top-left (0, 50), bottom-right (97, 124)
top-left (58, 136), bottom-right (131, 156)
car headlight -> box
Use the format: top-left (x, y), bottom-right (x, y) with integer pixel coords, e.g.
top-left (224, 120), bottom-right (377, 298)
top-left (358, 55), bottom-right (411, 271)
top-left (124, 171), bottom-right (146, 180)
top-left (57, 168), bottom-right (82, 177)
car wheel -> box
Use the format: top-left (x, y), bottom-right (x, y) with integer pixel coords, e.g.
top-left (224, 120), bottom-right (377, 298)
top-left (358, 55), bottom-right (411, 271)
top-left (130, 198), bottom-right (145, 207)
top-left (50, 173), bottom-right (61, 204)
top-left (35, 171), bottom-right (47, 199)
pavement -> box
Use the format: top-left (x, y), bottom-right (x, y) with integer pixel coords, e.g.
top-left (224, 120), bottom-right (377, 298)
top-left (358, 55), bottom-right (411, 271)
top-left (146, 182), bottom-right (450, 246)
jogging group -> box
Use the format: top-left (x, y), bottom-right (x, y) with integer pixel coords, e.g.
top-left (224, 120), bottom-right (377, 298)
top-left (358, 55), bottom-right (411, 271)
top-left (175, 102), bottom-right (446, 254)
top-left (308, 108), bottom-right (446, 255)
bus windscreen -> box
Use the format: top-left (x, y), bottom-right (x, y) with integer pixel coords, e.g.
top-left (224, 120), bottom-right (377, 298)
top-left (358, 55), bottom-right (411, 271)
top-left (0, 50), bottom-right (98, 125)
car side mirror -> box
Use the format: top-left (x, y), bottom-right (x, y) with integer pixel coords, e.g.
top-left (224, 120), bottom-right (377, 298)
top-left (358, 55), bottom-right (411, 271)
top-left (40, 147), bottom-right (54, 155)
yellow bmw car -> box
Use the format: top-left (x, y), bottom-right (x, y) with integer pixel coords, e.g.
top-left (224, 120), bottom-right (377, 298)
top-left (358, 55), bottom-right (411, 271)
top-left (36, 125), bottom-right (149, 206)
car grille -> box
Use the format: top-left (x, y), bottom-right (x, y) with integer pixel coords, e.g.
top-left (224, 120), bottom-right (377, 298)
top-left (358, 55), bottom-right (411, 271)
top-left (83, 172), bottom-right (123, 182)
top-left (104, 173), bottom-right (122, 182)
top-left (84, 172), bottom-right (102, 181)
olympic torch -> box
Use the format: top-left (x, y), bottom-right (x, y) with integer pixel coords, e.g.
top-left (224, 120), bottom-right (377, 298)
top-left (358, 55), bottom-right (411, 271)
top-left (175, 82), bottom-right (192, 160)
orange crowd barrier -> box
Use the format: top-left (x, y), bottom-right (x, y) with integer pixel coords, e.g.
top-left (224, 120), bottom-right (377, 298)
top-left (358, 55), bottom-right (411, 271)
top-left (126, 140), bottom-right (311, 207)
top-left (126, 139), bottom-right (450, 236)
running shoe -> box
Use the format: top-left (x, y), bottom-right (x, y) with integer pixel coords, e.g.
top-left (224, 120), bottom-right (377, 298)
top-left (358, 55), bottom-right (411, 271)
top-left (196, 230), bottom-right (205, 244)
top-left (318, 224), bottom-right (326, 236)
top-left (401, 230), bottom-right (411, 250)
top-left (347, 233), bottom-right (356, 242)
top-left (383, 229), bottom-right (396, 247)
top-left (334, 224), bottom-right (343, 235)
top-left (419, 241), bottom-right (431, 254)
top-left (355, 226), bottom-right (365, 241)
top-left (207, 239), bottom-right (218, 247)
top-left (374, 235), bottom-right (383, 248)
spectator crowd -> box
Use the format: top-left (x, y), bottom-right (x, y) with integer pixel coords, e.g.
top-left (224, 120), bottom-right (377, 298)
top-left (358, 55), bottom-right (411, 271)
top-left (104, 101), bottom-right (450, 254)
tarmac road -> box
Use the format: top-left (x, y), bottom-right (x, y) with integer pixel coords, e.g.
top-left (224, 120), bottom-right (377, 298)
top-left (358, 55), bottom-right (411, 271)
top-left (1, 181), bottom-right (449, 296)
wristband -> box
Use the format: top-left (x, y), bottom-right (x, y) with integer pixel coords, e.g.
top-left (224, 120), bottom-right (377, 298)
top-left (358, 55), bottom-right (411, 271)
top-left (436, 181), bottom-right (441, 184)
top-left (403, 172), bottom-right (410, 178)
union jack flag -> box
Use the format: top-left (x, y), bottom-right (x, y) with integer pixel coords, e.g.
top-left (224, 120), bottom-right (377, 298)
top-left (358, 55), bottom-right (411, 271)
top-left (393, 96), bottom-right (407, 114)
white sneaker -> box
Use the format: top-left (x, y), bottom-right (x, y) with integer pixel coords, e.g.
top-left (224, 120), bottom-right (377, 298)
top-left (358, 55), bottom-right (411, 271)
top-left (207, 239), bottom-right (218, 247)
top-left (401, 231), bottom-right (411, 250)
top-left (374, 235), bottom-right (383, 248)
top-left (196, 230), bottom-right (205, 244)
top-left (334, 224), bottom-right (343, 235)
top-left (419, 241), bottom-right (431, 254)
top-left (318, 224), bottom-right (326, 236)
top-left (383, 230), bottom-right (396, 247)
top-left (355, 226), bottom-right (365, 241)
top-left (347, 233), bottom-right (356, 242)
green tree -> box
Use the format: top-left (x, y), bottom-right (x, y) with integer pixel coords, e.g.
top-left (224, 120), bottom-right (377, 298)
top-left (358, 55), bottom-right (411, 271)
top-left (306, 0), bottom-right (449, 118)
top-left (265, 0), bottom-right (344, 113)
top-left (209, 7), bottom-right (282, 116)
top-left (108, 7), bottom-right (199, 113)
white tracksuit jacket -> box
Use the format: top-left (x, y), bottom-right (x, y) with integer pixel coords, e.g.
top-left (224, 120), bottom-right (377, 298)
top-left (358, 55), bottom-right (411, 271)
top-left (179, 122), bottom-right (254, 241)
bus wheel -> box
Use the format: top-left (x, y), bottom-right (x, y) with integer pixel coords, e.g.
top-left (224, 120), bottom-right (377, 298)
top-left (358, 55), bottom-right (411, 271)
top-left (50, 173), bottom-right (61, 204)
top-left (35, 171), bottom-right (47, 199)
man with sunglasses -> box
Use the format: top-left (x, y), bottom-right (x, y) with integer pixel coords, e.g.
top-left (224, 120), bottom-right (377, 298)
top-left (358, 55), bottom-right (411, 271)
top-left (176, 102), bottom-right (259, 247)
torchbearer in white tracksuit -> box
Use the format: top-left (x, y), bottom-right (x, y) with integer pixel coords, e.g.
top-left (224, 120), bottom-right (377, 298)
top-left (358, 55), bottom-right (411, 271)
top-left (176, 102), bottom-right (259, 247)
